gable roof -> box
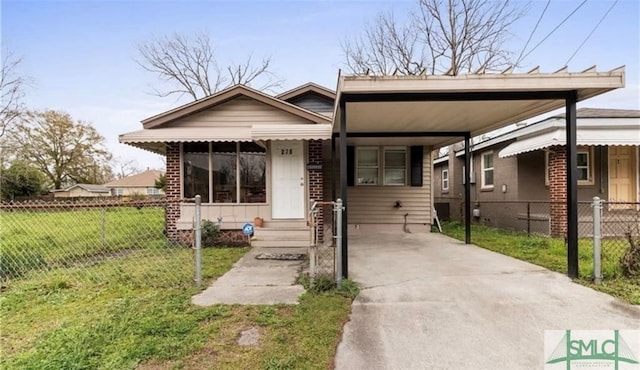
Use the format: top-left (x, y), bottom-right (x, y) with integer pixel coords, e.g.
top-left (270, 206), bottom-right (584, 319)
top-left (142, 84), bottom-right (331, 129)
top-left (104, 170), bottom-right (164, 188)
top-left (276, 82), bottom-right (336, 102)
top-left (52, 184), bottom-right (110, 193)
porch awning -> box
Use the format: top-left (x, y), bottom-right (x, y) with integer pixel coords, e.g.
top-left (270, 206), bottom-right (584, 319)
top-left (119, 127), bottom-right (253, 153)
top-left (120, 124), bottom-right (333, 154)
top-left (499, 127), bottom-right (640, 158)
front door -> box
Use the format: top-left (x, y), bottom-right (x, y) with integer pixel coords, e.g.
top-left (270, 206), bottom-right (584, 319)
top-left (271, 140), bottom-right (305, 219)
top-left (608, 146), bottom-right (636, 202)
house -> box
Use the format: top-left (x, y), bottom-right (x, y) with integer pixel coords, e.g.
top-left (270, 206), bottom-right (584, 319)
top-left (104, 169), bottom-right (165, 197)
top-left (120, 68), bottom-right (625, 279)
top-left (433, 108), bottom-right (640, 235)
top-left (51, 184), bottom-right (110, 198)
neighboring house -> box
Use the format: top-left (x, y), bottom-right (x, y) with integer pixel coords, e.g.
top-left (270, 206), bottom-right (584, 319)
top-left (104, 169), bottom-right (165, 197)
top-left (51, 184), bottom-right (110, 198)
top-left (118, 68), bottom-right (625, 267)
top-left (433, 108), bottom-right (640, 235)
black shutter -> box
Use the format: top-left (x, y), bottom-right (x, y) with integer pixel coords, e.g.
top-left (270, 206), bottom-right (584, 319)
top-left (410, 146), bottom-right (423, 187)
top-left (347, 146), bottom-right (355, 186)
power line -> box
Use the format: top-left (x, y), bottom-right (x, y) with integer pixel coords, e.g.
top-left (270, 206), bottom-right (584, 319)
top-left (515, 0), bottom-right (551, 67)
top-left (564, 0), bottom-right (619, 65)
top-left (519, 0), bottom-right (588, 64)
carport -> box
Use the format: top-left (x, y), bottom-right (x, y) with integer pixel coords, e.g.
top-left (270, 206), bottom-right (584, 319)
top-left (332, 67), bottom-right (625, 279)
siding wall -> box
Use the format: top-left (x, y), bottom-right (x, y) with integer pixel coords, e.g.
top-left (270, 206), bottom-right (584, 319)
top-left (167, 97), bottom-right (311, 127)
top-left (288, 94), bottom-right (334, 113)
top-left (346, 146), bottom-right (432, 226)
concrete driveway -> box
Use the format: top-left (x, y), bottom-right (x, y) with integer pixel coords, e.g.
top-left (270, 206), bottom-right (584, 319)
top-left (334, 231), bottom-right (640, 370)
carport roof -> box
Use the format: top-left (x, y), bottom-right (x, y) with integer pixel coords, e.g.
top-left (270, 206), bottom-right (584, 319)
top-left (333, 66), bottom-right (625, 147)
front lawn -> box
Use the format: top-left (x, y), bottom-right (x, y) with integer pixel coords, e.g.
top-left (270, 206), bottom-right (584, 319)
top-left (1, 247), bottom-right (355, 369)
top-left (441, 221), bottom-right (640, 305)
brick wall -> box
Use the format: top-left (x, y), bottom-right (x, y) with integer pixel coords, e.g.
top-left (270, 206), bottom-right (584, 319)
top-left (548, 146), bottom-right (567, 237)
top-left (165, 143), bottom-right (181, 242)
top-left (308, 140), bottom-right (324, 243)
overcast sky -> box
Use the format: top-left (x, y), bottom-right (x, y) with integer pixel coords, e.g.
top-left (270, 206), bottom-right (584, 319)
top-left (3, 0), bottom-right (639, 171)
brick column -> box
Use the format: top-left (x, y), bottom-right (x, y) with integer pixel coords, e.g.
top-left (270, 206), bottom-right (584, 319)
top-left (165, 142), bottom-right (181, 242)
top-left (548, 146), bottom-right (567, 237)
top-left (308, 140), bottom-right (324, 243)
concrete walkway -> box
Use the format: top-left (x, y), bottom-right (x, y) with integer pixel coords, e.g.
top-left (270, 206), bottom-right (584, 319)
top-left (192, 248), bottom-right (305, 306)
top-left (334, 231), bottom-right (640, 370)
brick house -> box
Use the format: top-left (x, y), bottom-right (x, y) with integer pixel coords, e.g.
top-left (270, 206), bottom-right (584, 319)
top-left (433, 108), bottom-right (640, 236)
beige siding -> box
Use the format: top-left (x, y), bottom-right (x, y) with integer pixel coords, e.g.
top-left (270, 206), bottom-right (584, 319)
top-left (323, 145), bottom-right (432, 225)
top-left (168, 97), bottom-right (312, 127)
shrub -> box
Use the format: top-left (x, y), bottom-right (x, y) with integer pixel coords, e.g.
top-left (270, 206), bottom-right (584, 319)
top-left (621, 233), bottom-right (640, 277)
top-left (201, 220), bottom-right (219, 247)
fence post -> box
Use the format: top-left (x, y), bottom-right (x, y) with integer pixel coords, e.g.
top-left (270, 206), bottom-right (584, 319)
top-left (194, 195), bottom-right (202, 287)
top-left (592, 196), bottom-right (603, 285)
top-left (101, 207), bottom-right (106, 250)
top-left (335, 199), bottom-right (343, 288)
top-left (526, 202), bottom-right (531, 236)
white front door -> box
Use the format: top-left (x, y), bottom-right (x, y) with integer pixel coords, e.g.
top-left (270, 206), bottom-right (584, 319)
top-left (271, 140), bottom-right (305, 219)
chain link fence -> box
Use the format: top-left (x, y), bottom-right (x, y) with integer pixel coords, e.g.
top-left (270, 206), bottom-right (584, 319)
top-left (449, 199), bottom-right (639, 282)
top-left (0, 199), bottom-right (195, 289)
top-left (308, 201), bottom-right (339, 284)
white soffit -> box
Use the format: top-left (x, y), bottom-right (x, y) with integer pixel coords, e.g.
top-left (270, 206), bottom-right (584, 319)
top-left (499, 127), bottom-right (640, 158)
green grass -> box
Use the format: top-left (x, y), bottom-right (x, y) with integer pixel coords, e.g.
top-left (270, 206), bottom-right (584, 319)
top-left (1, 207), bottom-right (356, 369)
top-left (1, 247), bottom-right (356, 369)
top-left (441, 221), bottom-right (640, 304)
top-left (1, 207), bottom-right (168, 279)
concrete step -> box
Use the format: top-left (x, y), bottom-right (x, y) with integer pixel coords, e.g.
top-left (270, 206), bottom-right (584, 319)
top-left (263, 220), bottom-right (308, 228)
top-left (254, 227), bottom-right (309, 241)
top-left (251, 239), bottom-right (310, 248)
top-left (253, 246), bottom-right (308, 255)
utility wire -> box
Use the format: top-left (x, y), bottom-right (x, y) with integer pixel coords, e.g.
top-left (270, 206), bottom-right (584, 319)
top-left (515, 0), bottom-right (551, 67)
top-left (519, 0), bottom-right (588, 64)
top-left (564, 0), bottom-right (619, 65)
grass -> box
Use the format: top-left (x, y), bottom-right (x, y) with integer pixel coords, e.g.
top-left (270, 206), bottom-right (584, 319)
top-left (1, 207), bottom-right (357, 369)
top-left (1, 247), bottom-right (356, 369)
top-left (441, 221), bottom-right (640, 304)
top-left (1, 207), bottom-right (168, 279)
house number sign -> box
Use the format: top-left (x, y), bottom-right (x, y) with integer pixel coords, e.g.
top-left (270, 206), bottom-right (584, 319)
top-left (280, 148), bottom-right (294, 155)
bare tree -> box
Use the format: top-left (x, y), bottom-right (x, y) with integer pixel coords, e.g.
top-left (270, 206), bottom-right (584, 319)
top-left (114, 157), bottom-right (141, 179)
top-left (343, 0), bottom-right (525, 76)
top-left (137, 32), bottom-right (282, 101)
top-left (0, 50), bottom-right (27, 138)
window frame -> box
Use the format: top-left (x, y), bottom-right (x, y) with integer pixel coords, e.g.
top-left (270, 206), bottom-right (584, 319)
top-left (383, 146), bottom-right (407, 186)
top-left (442, 169), bottom-right (449, 192)
top-left (480, 151), bottom-right (494, 189)
top-left (182, 142), bottom-right (267, 204)
top-left (356, 146), bottom-right (380, 186)
top-left (545, 147), bottom-right (594, 186)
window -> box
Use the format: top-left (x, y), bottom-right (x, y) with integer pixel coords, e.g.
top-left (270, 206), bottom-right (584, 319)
top-left (384, 147), bottom-right (407, 185)
top-left (545, 147), bottom-right (593, 185)
top-left (183, 142), bottom-right (210, 202)
top-left (147, 187), bottom-right (160, 195)
top-left (481, 151), bottom-right (494, 189)
top-left (183, 142), bottom-right (266, 204)
top-left (112, 188), bottom-right (124, 196)
top-left (356, 147), bottom-right (379, 185)
top-left (442, 169), bottom-right (449, 191)
top-left (239, 142), bottom-right (266, 203)
top-left (462, 154), bottom-right (474, 184)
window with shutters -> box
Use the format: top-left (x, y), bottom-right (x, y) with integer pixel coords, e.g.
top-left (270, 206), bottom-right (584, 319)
top-left (355, 146), bottom-right (410, 186)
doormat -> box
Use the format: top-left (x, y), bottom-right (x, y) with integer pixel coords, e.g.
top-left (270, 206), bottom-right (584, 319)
top-left (255, 253), bottom-right (306, 260)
